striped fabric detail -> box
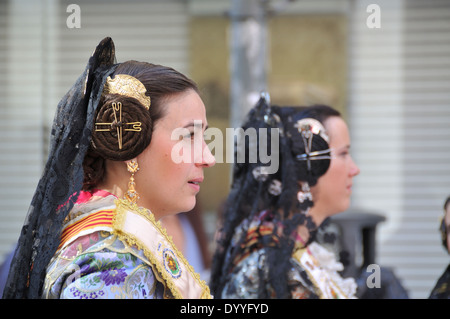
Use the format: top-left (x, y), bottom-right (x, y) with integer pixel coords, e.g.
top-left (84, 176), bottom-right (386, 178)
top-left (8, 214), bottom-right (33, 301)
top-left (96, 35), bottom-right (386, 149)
top-left (231, 224), bottom-right (279, 267)
top-left (58, 209), bottom-right (115, 250)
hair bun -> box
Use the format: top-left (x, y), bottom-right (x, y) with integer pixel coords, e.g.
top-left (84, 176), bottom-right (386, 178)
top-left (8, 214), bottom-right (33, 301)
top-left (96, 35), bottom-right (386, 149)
top-left (287, 118), bottom-right (331, 186)
top-left (91, 95), bottom-right (152, 161)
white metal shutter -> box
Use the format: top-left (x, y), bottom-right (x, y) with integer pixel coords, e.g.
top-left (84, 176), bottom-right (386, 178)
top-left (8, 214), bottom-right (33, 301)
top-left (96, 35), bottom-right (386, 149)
top-left (55, 0), bottom-right (190, 100)
top-left (0, 0), bottom-right (46, 263)
top-left (349, 0), bottom-right (450, 298)
top-left (399, 0), bottom-right (450, 298)
top-left (0, 0), bottom-right (189, 263)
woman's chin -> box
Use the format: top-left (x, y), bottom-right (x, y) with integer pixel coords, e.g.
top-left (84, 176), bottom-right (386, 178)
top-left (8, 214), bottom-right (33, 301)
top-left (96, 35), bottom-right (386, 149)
top-left (180, 198), bottom-right (196, 213)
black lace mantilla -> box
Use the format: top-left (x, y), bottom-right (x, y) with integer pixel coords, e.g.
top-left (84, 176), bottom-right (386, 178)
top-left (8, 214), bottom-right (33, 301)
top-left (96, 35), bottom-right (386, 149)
top-left (2, 37), bottom-right (118, 299)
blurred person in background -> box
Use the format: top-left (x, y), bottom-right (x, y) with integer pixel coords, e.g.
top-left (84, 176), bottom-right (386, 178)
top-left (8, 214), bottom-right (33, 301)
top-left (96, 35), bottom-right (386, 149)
top-left (429, 196), bottom-right (450, 299)
top-left (210, 95), bottom-right (360, 299)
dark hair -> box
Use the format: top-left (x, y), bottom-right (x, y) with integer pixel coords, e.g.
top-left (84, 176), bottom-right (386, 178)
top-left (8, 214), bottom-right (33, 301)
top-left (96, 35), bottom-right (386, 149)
top-left (440, 196), bottom-right (450, 251)
top-left (284, 104), bottom-right (341, 187)
top-left (444, 196), bottom-right (450, 211)
top-left (83, 60), bottom-right (199, 190)
top-left (210, 101), bottom-right (341, 298)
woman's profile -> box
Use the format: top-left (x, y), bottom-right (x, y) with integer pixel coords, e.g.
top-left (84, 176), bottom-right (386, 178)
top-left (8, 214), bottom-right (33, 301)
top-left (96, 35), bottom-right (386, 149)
top-left (3, 37), bottom-right (215, 299)
top-left (210, 94), bottom-right (360, 299)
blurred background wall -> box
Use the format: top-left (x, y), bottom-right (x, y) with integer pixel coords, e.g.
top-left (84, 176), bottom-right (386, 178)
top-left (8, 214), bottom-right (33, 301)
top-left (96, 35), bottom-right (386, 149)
top-left (0, 0), bottom-right (449, 298)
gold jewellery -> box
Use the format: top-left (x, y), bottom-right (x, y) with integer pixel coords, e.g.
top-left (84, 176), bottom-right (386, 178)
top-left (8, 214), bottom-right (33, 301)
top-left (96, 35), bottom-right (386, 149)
top-left (94, 74), bottom-right (151, 150)
top-left (103, 74), bottom-right (151, 110)
top-left (125, 159), bottom-right (140, 204)
top-left (94, 102), bottom-right (143, 149)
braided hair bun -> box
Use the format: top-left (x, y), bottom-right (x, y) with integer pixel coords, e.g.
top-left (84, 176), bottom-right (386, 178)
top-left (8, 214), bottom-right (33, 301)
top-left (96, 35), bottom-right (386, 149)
top-left (282, 104), bottom-right (342, 188)
top-left (286, 116), bottom-right (331, 187)
top-left (91, 94), bottom-right (152, 161)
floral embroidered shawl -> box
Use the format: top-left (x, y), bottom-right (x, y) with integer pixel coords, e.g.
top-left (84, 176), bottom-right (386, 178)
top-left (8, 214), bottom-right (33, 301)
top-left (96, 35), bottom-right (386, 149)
top-left (42, 189), bottom-right (211, 299)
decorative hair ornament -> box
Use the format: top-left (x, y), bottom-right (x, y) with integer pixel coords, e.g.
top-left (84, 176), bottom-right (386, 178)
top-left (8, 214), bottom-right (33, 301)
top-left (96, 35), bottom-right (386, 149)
top-left (94, 102), bottom-right (143, 150)
top-left (125, 159), bottom-right (140, 204)
top-left (94, 75), bottom-right (150, 151)
top-left (103, 74), bottom-right (151, 109)
top-left (295, 118), bottom-right (331, 171)
top-left (252, 166), bottom-right (271, 182)
top-left (260, 92), bottom-right (274, 125)
top-left (268, 179), bottom-right (282, 196)
top-left (297, 182), bottom-right (313, 204)
top-left (264, 112), bottom-right (281, 129)
top-left (259, 92), bottom-right (282, 130)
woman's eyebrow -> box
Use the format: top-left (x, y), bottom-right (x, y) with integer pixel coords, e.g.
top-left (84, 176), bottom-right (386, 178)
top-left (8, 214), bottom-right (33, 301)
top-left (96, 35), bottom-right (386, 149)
top-left (332, 144), bottom-right (351, 151)
top-left (183, 121), bottom-right (208, 130)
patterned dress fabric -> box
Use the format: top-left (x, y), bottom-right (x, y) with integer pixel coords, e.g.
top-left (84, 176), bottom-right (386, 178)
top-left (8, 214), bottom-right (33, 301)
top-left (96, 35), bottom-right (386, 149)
top-left (43, 190), bottom-right (167, 299)
top-left (220, 210), bottom-right (357, 299)
top-left (43, 189), bottom-right (211, 299)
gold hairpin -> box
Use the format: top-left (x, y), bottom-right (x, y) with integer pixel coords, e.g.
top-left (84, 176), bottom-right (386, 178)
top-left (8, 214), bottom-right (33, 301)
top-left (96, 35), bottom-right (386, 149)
top-left (103, 74), bottom-right (151, 109)
top-left (94, 102), bottom-right (142, 150)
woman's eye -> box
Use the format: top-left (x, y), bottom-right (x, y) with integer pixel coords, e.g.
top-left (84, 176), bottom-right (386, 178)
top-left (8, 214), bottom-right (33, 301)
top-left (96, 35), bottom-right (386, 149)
top-left (182, 129), bottom-right (207, 141)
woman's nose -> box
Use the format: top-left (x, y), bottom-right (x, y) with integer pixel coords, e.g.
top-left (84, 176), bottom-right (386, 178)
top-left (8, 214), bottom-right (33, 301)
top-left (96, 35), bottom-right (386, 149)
top-left (350, 157), bottom-right (360, 177)
top-left (196, 141), bottom-right (216, 168)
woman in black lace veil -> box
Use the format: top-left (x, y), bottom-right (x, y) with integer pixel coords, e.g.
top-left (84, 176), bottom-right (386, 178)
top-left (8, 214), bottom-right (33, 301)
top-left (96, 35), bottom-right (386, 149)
top-left (2, 38), bottom-right (117, 299)
top-left (3, 37), bottom-right (214, 299)
top-left (210, 95), bottom-right (360, 299)
top-left (429, 196), bottom-right (450, 299)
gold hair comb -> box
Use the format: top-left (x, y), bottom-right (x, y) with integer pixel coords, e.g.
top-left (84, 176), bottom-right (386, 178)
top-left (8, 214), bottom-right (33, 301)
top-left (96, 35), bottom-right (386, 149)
top-left (103, 74), bottom-right (151, 109)
top-left (95, 102), bottom-right (143, 150)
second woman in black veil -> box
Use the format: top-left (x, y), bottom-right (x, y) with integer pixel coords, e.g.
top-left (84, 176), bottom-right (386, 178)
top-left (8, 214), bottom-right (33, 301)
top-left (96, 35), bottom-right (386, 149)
top-left (210, 95), bottom-right (360, 299)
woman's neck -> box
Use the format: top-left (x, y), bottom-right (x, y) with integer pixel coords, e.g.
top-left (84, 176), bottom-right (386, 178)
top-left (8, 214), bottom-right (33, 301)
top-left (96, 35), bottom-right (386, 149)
top-left (294, 215), bottom-right (321, 250)
top-left (308, 205), bottom-right (328, 228)
top-left (94, 183), bottom-right (125, 200)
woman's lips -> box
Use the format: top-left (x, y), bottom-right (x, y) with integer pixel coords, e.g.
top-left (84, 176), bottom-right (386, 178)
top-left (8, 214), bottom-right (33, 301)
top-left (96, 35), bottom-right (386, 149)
top-left (188, 178), bottom-right (203, 191)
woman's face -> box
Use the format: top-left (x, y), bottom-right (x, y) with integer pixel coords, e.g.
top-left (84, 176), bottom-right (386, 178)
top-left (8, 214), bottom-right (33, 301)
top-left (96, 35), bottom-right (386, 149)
top-left (135, 89), bottom-right (215, 220)
top-left (310, 116), bottom-right (360, 224)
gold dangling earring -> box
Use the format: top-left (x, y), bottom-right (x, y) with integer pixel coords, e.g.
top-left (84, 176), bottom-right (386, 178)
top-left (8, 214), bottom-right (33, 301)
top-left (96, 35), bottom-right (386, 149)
top-left (125, 159), bottom-right (140, 204)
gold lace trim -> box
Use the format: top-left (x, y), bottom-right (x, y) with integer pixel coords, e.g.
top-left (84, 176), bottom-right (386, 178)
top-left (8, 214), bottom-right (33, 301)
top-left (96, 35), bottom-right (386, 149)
top-left (112, 198), bottom-right (211, 299)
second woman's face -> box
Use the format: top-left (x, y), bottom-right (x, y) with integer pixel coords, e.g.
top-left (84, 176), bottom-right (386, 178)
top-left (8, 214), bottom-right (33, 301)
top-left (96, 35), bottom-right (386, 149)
top-left (310, 116), bottom-right (360, 223)
top-left (135, 89), bottom-right (215, 220)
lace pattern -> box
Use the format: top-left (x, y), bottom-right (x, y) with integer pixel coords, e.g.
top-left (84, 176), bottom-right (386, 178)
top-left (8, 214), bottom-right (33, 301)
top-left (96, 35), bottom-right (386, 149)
top-left (3, 37), bottom-right (118, 299)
